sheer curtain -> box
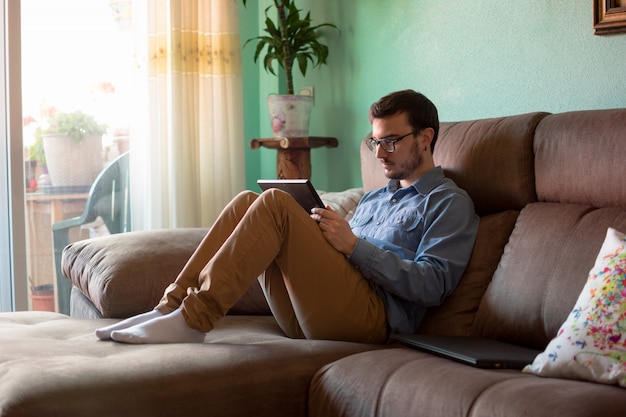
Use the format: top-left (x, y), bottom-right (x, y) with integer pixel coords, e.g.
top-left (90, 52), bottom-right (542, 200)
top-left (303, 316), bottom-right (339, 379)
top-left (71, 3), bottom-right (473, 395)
top-left (132, 0), bottom-right (245, 229)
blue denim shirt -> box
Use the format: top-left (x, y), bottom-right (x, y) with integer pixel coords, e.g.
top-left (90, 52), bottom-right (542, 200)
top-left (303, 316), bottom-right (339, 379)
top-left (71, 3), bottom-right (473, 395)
top-left (348, 166), bottom-right (479, 333)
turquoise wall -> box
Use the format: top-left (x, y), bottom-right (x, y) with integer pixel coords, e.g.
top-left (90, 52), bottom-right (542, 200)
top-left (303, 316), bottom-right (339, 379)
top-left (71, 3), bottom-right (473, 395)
top-left (242, 0), bottom-right (626, 191)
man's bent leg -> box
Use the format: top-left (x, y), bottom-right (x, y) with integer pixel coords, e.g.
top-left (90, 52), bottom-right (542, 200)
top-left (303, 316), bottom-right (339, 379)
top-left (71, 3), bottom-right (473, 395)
top-left (97, 191), bottom-right (259, 342)
top-left (259, 262), bottom-right (305, 339)
top-left (155, 190), bottom-right (260, 314)
top-left (180, 189), bottom-right (387, 344)
top-left (110, 189), bottom-right (295, 343)
top-left (273, 232), bottom-right (387, 344)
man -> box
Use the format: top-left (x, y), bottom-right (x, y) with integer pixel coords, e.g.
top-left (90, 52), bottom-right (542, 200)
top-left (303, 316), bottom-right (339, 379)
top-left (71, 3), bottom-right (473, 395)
top-left (96, 89), bottom-right (479, 344)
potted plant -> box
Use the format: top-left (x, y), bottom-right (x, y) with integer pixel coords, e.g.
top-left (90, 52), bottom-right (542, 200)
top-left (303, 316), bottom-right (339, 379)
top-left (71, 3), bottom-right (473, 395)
top-left (41, 110), bottom-right (107, 189)
top-left (242, 0), bottom-right (338, 137)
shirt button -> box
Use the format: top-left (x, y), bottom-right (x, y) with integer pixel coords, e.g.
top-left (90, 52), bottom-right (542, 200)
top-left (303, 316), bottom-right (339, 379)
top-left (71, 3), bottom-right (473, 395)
top-left (376, 221), bottom-right (381, 225)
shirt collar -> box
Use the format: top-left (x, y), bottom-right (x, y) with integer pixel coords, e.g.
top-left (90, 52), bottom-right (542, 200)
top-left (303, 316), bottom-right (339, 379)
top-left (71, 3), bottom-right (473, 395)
top-left (385, 166), bottom-right (444, 196)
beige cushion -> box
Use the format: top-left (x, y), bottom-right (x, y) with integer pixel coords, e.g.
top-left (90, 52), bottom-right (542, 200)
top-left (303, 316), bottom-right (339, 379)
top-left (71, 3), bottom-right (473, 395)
top-left (318, 188), bottom-right (364, 220)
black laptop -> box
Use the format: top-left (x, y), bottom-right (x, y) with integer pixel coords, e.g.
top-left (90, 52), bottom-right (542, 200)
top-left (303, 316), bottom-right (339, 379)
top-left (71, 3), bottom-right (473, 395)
top-left (390, 334), bottom-right (541, 369)
top-left (257, 179), bottom-right (325, 213)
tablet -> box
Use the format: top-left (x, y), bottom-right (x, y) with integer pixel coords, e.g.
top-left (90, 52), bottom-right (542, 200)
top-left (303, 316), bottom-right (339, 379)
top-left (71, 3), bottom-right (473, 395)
top-left (257, 179), bottom-right (325, 213)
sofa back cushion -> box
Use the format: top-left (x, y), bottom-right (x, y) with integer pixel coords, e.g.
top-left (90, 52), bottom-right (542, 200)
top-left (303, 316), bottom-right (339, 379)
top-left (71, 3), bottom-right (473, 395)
top-left (360, 138), bottom-right (387, 192)
top-left (418, 210), bottom-right (519, 336)
top-left (473, 108), bottom-right (626, 349)
top-left (534, 108), bottom-right (626, 208)
top-left (435, 112), bottom-right (548, 216)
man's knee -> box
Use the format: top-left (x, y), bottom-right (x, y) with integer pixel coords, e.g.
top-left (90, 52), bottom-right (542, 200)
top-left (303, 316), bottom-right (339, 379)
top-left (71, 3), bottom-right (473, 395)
top-left (234, 189), bottom-right (258, 202)
top-left (229, 190), bottom-right (260, 210)
top-left (259, 188), bottom-right (293, 210)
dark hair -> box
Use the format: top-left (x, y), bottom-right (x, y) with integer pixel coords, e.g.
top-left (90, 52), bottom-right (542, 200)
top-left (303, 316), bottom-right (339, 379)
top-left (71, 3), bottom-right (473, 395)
top-left (368, 89), bottom-right (439, 151)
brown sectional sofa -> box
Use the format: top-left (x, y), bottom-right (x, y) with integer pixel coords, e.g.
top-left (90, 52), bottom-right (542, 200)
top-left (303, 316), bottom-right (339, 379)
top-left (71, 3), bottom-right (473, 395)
top-left (1, 108), bottom-right (625, 416)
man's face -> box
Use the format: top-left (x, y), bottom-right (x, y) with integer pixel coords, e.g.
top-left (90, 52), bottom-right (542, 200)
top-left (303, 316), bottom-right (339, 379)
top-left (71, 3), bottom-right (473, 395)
top-left (371, 112), bottom-right (426, 186)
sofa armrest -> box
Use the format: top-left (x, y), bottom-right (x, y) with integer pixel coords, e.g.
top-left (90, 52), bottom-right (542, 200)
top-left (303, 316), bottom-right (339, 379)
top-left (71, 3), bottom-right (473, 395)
top-left (62, 188), bottom-right (366, 319)
top-left (62, 228), bottom-right (270, 318)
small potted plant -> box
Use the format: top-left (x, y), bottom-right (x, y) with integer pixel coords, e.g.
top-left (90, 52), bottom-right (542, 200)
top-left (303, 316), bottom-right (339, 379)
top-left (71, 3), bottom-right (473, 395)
top-left (242, 0), bottom-right (338, 137)
top-left (41, 110), bottom-right (107, 189)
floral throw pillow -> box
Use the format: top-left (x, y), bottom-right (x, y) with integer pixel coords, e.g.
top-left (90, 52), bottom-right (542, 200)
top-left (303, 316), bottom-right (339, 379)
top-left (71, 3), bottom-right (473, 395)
top-left (523, 227), bottom-right (626, 387)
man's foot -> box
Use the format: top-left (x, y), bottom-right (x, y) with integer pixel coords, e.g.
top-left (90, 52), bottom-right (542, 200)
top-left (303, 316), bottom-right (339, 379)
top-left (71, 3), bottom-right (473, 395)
top-left (110, 308), bottom-right (205, 344)
top-left (95, 310), bottom-right (163, 340)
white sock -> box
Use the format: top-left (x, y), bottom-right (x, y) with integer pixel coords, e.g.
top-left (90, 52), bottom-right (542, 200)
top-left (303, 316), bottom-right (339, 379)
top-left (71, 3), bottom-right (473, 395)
top-left (110, 308), bottom-right (205, 344)
top-left (95, 310), bottom-right (163, 340)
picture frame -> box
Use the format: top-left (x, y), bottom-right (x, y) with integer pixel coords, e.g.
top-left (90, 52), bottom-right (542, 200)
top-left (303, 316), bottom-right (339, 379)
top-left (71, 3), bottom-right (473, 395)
top-left (594, 0), bottom-right (626, 35)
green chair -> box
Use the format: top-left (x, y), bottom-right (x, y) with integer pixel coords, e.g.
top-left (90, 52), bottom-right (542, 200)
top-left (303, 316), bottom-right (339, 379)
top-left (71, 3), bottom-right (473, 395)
top-left (52, 152), bottom-right (131, 315)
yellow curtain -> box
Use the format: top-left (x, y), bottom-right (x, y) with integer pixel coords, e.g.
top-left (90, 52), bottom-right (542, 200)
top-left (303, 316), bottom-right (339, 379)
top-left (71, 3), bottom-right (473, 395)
top-left (132, 0), bottom-right (245, 229)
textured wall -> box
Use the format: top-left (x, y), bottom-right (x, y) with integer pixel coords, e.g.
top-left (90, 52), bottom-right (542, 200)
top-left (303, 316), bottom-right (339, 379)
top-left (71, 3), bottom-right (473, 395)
top-left (244, 0), bottom-right (626, 190)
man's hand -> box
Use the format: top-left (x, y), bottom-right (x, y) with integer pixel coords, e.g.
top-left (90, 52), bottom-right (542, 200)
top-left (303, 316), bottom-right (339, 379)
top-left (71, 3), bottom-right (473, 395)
top-left (310, 206), bottom-right (358, 255)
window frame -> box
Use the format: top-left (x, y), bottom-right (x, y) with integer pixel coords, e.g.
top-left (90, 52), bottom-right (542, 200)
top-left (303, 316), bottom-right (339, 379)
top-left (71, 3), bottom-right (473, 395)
top-left (1, 0), bottom-right (29, 312)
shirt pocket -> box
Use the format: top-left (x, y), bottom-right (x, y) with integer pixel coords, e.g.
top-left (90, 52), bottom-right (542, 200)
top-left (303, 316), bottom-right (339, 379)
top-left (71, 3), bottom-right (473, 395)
top-left (350, 212), bottom-right (373, 227)
top-left (390, 211), bottom-right (423, 233)
top-left (349, 212), bottom-right (374, 236)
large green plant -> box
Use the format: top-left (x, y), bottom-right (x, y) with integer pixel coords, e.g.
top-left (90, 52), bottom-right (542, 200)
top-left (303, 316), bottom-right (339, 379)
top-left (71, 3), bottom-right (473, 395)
top-left (242, 0), bottom-right (338, 95)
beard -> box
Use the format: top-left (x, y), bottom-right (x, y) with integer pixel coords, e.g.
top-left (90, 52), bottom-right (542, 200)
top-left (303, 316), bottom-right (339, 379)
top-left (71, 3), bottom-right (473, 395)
top-left (383, 143), bottom-right (424, 180)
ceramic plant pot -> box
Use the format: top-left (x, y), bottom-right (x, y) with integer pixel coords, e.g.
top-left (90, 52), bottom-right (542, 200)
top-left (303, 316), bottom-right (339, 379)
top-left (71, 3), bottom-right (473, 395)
top-left (267, 93), bottom-right (315, 138)
top-left (42, 133), bottom-right (103, 188)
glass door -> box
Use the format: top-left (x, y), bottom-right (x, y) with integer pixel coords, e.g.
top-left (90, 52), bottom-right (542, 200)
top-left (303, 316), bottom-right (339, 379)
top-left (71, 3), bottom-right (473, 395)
top-left (20, 0), bottom-right (134, 313)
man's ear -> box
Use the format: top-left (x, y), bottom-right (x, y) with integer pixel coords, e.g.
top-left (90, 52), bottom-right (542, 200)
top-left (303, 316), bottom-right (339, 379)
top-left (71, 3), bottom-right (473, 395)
top-left (421, 127), bottom-right (435, 150)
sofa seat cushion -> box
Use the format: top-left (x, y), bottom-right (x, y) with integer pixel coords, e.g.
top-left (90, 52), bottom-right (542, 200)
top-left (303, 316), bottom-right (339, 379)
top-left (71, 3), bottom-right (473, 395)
top-left (0, 312), bottom-right (384, 417)
top-left (309, 348), bottom-right (626, 417)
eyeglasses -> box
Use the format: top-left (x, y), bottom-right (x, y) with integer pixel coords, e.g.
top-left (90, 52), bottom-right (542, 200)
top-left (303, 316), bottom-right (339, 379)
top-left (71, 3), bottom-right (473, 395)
top-left (365, 130), bottom-right (418, 153)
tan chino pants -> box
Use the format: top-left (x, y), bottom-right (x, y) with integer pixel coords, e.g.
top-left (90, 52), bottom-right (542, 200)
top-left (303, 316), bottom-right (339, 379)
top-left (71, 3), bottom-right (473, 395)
top-left (156, 189), bottom-right (388, 344)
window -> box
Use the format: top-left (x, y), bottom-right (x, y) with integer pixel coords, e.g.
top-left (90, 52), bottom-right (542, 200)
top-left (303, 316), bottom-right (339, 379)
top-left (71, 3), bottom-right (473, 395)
top-left (16, 0), bottom-right (134, 312)
top-left (3, 0), bottom-right (243, 312)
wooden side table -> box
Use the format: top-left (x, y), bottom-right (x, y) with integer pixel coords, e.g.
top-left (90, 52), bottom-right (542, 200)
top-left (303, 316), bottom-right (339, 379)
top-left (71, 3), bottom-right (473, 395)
top-left (249, 136), bottom-right (338, 179)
